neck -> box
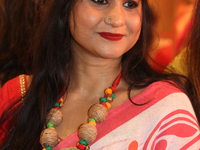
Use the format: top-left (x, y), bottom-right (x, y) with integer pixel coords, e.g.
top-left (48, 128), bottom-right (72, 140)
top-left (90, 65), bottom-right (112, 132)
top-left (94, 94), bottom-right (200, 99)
top-left (68, 53), bottom-right (122, 97)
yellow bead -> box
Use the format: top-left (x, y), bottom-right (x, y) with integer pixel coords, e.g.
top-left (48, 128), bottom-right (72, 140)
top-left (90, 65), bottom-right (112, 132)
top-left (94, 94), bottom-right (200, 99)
top-left (106, 102), bottom-right (111, 109)
top-left (60, 102), bottom-right (64, 108)
top-left (42, 148), bottom-right (47, 150)
top-left (89, 121), bottom-right (96, 126)
top-left (105, 88), bottom-right (112, 95)
top-left (106, 96), bottom-right (113, 103)
top-left (48, 127), bottom-right (55, 129)
top-left (85, 145), bottom-right (90, 150)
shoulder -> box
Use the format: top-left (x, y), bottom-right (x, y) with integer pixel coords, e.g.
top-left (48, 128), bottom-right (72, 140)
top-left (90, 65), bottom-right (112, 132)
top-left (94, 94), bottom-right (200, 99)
top-left (133, 81), bottom-right (198, 119)
top-left (0, 74), bottom-right (33, 99)
top-left (136, 82), bottom-right (200, 149)
top-left (142, 81), bottom-right (199, 129)
top-left (146, 80), bottom-right (182, 94)
top-left (0, 75), bottom-right (22, 100)
top-left (132, 81), bottom-right (183, 105)
top-left (145, 81), bottom-right (192, 108)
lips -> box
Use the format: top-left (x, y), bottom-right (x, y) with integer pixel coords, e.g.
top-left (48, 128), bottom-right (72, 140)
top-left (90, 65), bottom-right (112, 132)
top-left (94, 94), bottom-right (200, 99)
top-left (99, 32), bottom-right (124, 41)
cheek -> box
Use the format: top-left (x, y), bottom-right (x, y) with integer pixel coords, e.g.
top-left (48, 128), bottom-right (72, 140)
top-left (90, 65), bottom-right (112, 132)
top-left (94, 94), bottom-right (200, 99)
top-left (128, 6), bottom-right (142, 34)
top-left (70, 6), bottom-right (102, 36)
top-left (127, 13), bottom-right (142, 37)
top-left (125, 14), bottom-right (142, 50)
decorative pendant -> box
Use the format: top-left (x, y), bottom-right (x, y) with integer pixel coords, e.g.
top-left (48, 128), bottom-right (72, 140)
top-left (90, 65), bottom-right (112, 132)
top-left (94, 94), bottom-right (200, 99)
top-left (40, 72), bottom-right (122, 150)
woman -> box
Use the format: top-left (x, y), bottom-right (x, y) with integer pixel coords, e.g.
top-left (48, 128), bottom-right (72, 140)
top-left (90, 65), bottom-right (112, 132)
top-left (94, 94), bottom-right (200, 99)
top-left (0, 0), bottom-right (199, 149)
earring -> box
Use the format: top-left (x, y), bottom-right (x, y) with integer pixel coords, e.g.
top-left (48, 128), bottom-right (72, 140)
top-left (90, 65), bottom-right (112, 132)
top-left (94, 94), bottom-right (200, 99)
top-left (108, 17), bottom-right (111, 24)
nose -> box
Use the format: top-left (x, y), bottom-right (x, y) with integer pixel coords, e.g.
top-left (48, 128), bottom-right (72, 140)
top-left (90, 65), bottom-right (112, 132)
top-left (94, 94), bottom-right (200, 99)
top-left (105, 4), bottom-right (125, 27)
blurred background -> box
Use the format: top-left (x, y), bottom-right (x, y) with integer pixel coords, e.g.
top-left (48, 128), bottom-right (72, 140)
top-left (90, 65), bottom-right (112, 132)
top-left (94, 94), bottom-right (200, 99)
top-left (149, 0), bottom-right (195, 72)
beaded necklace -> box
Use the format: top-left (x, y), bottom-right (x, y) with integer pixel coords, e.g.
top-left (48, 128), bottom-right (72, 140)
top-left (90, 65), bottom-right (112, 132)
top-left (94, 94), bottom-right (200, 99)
top-left (40, 72), bottom-right (122, 150)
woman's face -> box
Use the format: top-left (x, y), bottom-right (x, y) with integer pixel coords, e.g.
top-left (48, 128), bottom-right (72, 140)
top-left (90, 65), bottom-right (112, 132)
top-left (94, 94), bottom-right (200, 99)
top-left (70, 0), bottom-right (142, 59)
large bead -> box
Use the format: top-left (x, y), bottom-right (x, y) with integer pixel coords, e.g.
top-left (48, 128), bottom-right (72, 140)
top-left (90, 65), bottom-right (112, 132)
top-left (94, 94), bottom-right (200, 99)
top-left (40, 128), bottom-right (58, 148)
top-left (89, 104), bottom-right (108, 123)
top-left (78, 123), bottom-right (97, 143)
top-left (46, 108), bottom-right (63, 127)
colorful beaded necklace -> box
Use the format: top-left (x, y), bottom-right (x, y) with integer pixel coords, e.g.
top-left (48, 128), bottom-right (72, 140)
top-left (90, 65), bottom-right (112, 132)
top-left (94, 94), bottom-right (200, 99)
top-left (40, 72), bottom-right (122, 150)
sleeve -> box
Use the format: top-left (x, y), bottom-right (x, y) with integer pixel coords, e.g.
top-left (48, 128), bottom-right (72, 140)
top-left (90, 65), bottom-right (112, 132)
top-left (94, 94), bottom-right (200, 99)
top-left (0, 75), bottom-right (25, 143)
top-left (0, 76), bottom-right (22, 117)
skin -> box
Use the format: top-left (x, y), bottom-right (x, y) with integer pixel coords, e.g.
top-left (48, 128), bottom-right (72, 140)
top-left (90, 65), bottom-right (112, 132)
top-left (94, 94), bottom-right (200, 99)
top-left (55, 0), bottom-right (144, 139)
top-left (70, 0), bottom-right (142, 59)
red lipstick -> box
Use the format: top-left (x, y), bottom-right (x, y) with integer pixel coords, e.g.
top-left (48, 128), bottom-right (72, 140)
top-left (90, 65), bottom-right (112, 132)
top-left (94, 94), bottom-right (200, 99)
top-left (99, 32), bottom-right (123, 41)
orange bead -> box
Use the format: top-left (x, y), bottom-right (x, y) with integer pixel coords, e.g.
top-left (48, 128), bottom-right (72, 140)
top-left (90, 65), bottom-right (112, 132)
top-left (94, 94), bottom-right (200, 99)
top-left (105, 88), bottom-right (112, 95)
top-left (58, 98), bottom-right (64, 103)
top-left (60, 98), bottom-right (64, 103)
top-left (89, 121), bottom-right (96, 126)
top-left (106, 102), bottom-right (111, 109)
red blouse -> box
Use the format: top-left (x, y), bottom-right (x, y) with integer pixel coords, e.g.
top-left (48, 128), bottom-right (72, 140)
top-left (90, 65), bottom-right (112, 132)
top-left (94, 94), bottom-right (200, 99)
top-left (0, 75), bottom-right (26, 143)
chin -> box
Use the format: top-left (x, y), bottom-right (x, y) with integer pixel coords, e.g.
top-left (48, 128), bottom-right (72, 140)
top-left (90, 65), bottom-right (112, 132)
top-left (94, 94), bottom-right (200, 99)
top-left (98, 52), bottom-right (124, 59)
top-left (98, 48), bottom-right (127, 57)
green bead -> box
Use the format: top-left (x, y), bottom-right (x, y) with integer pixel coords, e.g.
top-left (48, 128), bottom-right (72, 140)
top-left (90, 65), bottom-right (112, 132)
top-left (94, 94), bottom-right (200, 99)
top-left (100, 97), bottom-right (107, 103)
top-left (46, 146), bottom-right (52, 150)
top-left (79, 139), bottom-right (89, 146)
top-left (89, 118), bottom-right (96, 122)
top-left (111, 93), bottom-right (116, 99)
top-left (47, 122), bottom-right (54, 128)
top-left (70, 149), bottom-right (76, 150)
top-left (54, 102), bottom-right (60, 107)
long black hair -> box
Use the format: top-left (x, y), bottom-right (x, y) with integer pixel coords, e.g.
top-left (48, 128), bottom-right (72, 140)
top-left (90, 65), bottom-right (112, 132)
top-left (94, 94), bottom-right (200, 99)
top-left (0, 0), bottom-right (50, 87)
top-left (186, 0), bottom-right (200, 122)
top-left (0, 0), bottom-right (199, 149)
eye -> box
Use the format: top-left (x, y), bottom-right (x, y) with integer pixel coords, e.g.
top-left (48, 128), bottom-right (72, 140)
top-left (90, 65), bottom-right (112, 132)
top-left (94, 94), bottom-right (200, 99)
top-left (91, 0), bottom-right (108, 5)
top-left (123, 1), bottom-right (138, 9)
